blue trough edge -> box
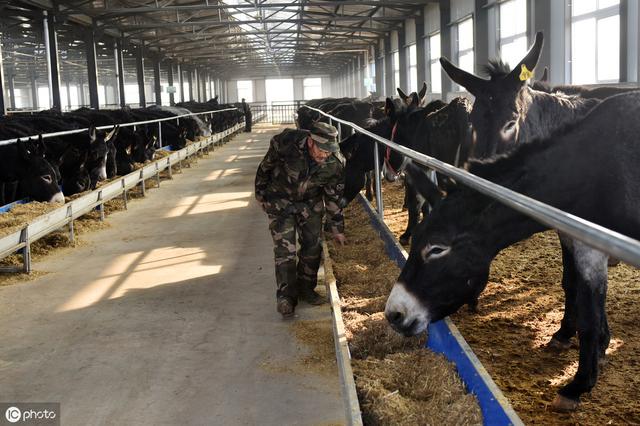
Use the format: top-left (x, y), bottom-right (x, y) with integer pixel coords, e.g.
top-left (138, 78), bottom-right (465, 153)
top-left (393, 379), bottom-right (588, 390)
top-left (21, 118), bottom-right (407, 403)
top-left (0, 199), bottom-right (28, 213)
top-left (356, 194), bottom-right (524, 426)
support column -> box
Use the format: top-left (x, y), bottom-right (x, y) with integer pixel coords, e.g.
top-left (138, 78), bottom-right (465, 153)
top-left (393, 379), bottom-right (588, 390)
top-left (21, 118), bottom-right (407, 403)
top-left (374, 44), bottom-right (383, 97)
top-left (115, 39), bottom-right (126, 107)
top-left (7, 69), bottom-right (17, 110)
top-left (357, 55), bottom-right (364, 98)
top-left (384, 37), bottom-right (393, 97)
top-left (43, 11), bottom-right (62, 111)
top-left (620, 0), bottom-right (628, 82)
top-left (154, 58), bottom-right (162, 106)
top-left (398, 25), bottom-right (408, 90)
top-left (29, 71), bottom-right (37, 110)
top-left (439, 0), bottom-right (453, 98)
top-left (416, 17), bottom-right (426, 89)
top-left (187, 68), bottom-right (193, 101)
top-left (167, 61), bottom-right (175, 105)
top-left (0, 42), bottom-right (5, 114)
top-left (532, 0), bottom-right (552, 80)
top-left (85, 21), bottom-right (100, 109)
top-left (178, 63), bottom-right (185, 103)
top-left (474, 0), bottom-right (489, 75)
top-left (136, 44), bottom-right (146, 107)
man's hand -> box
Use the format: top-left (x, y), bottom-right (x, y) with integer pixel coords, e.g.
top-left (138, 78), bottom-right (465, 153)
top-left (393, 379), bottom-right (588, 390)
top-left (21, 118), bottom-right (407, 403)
top-left (333, 232), bottom-right (347, 246)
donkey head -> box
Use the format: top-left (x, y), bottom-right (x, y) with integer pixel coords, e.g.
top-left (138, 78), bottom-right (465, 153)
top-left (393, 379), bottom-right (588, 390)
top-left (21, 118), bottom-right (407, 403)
top-left (440, 32), bottom-right (544, 157)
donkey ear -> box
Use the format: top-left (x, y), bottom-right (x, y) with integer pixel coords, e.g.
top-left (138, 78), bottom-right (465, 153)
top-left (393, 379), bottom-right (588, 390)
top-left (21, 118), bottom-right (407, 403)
top-left (540, 66), bottom-right (549, 82)
top-left (397, 87), bottom-right (409, 101)
top-left (104, 125), bottom-right (119, 142)
top-left (418, 82), bottom-right (428, 99)
top-left (507, 32), bottom-right (544, 84)
top-left (37, 135), bottom-right (46, 157)
top-left (88, 125), bottom-right (97, 144)
top-left (384, 98), bottom-right (395, 118)
top-left (440, 57), bottom-right (487, 95)
top-left (16, 139), bottom-right (28, 160)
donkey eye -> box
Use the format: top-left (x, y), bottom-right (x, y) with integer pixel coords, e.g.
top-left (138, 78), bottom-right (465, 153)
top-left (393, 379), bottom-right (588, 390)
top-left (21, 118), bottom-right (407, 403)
top-left (421, 244), bottom-right (451, 262)
top-left (504, 121), bottom-right (516, 130)
top-left (41, 174), bottom-right (53, 184)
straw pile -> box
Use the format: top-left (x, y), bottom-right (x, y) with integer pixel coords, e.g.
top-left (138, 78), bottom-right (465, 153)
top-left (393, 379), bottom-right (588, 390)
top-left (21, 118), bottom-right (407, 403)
top-left (0, 202), bottom-right (59, 237)
top-left (328, 201), bottom-right (482, 425)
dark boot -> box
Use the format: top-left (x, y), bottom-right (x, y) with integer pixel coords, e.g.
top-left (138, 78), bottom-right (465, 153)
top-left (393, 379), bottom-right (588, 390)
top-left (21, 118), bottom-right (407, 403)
top-left (299, 289), bottom-right (327, 305)
top-left (277, 296), bottom-right (295, 318)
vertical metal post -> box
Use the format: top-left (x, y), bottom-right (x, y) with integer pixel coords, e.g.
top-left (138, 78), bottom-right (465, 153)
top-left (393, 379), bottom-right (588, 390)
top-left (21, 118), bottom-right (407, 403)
top-left (439, 0), bottom-right (453, 98)
top-left (98, 191), bottom-right (105, 221)
top-left (337, 122), bottom-right (341, 141)
top-left (178, 63), bottom-right (185, 103)
top-left (415, 16), bottom-right (426, 88)
top-left (167, 60), bottom-right (175, 106)
top-left (158, 121), bottom-right (162, 147)
top-left (398, 23), bottom-right (407, 91)
top-left (136, 43), bottom-right (146, 107)
top-left (115, 39), bottom-right (126, 107)
top-left (65, 79), bottom-right (71, 110)
top-left (66, 204), bottom-right (75, 244)
top-left (43, 10), bottom-right (62, 111)
top-left (86, 20), bottom-right (100, 109)
top-left (0, 41), bottom-right (6, 114)
top-left (187, 68), bottom-right (194, 101)
top-left (153, 57), bottom-right (162, 105)
top-left (30, 72), bottom-right (39, 109)
top-left (373, 141), bottom-right (384, 216)
top-left (121, 178), bottom-right (128, 209)
top-left (20, 227), bottom-right (31, 274)
top-left (8, 69), bottom-right (16, 110)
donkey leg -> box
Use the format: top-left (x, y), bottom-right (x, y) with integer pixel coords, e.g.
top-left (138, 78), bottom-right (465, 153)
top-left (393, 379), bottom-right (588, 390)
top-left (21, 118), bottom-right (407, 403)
top-left (399, 183), bottom-right (418, 245)
top-left (548, 238), bottom-right (578, 350)
top-left (598, 293), bottom-right (611, 368)
top-left (552, 244), bottom-right (608, 412)
top-left (365, 171), bottom-right (374, 202)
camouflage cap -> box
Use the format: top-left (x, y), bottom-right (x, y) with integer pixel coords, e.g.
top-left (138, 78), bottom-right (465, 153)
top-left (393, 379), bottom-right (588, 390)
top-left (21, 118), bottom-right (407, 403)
top-left (310, 122), bottom-right (339, 152)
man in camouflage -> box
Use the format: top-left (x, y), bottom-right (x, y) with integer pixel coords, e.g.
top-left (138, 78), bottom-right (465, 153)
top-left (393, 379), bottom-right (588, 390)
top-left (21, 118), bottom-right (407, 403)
top-left (255, 122), bottom-right (347, 318)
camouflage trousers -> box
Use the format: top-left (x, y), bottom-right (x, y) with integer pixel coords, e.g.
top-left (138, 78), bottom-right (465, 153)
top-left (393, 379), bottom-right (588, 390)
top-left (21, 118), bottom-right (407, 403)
top-left (265, 197), bottom-right (324, 302)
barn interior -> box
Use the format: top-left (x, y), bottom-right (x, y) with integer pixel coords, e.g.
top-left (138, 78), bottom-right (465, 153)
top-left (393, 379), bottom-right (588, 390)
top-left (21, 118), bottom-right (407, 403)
top-left (2, 1), bottom-right (640, 425)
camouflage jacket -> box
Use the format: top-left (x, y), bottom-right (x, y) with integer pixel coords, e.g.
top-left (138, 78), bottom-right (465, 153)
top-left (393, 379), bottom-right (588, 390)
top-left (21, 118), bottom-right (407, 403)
top-left (255, 128), bottom-right (345, 233)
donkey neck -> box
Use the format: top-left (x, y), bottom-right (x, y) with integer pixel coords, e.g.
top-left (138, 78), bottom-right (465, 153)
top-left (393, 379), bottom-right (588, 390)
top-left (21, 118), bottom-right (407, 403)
top-left (516, 87), bottom-right (599, 144)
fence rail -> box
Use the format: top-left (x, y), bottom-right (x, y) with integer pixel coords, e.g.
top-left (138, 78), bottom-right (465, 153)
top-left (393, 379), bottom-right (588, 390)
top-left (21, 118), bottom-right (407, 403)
top-left (301, 104), bottom-right (640, 269)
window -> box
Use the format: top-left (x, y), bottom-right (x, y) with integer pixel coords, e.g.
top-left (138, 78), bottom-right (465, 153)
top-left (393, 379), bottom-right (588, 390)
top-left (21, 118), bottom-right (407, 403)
top-left (407, 44), bottom-right (418, 93)
top-left (456, 17), bottom-right (474, 90)
top-left (303, 78), bottom-right (322, 100)
top-left (266, 78), bottom-right (293, 104)
top-left (237, 80), bottom-right (253, 102)
top-left (499, 0), bottom-right (528, 68)
top-left (571, 0), bottom-right (620, 84)
top-left (428, 33), bottom-right (442, 93)
top-left (393, 51), bottom-right (401, 93)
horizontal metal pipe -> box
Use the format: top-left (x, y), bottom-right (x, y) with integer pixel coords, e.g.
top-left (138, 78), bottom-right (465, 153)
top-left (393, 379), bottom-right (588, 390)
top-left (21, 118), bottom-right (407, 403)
top-left (0, 108), bottom-right (239, 146)
top-left (301, 105), bottom-right (640, 269)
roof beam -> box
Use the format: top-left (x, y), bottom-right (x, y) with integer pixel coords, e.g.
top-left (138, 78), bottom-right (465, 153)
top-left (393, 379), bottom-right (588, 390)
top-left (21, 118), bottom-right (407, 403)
top-left (103, 15), bottom-right (414, 30)
top-left (94, 1), bottom-right (429, 17)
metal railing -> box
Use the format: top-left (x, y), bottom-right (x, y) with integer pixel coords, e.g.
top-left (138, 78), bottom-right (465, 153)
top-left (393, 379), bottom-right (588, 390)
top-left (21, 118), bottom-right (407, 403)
top-left (0, 107), bottom-right (241, 147)
top-left (301, 104), bottom-right (640, 269)
top-left (247, 102), bottom-right (306, 125)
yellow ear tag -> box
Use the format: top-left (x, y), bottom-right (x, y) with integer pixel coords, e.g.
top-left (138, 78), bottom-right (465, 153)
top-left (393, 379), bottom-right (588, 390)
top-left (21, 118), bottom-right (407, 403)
top-left (519, 64), bottom-right (534, 81)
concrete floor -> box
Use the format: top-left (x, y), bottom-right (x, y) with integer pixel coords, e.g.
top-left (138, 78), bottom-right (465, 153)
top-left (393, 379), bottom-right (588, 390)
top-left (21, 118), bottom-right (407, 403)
top-left (0, 124), bottom-right (346, 426)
